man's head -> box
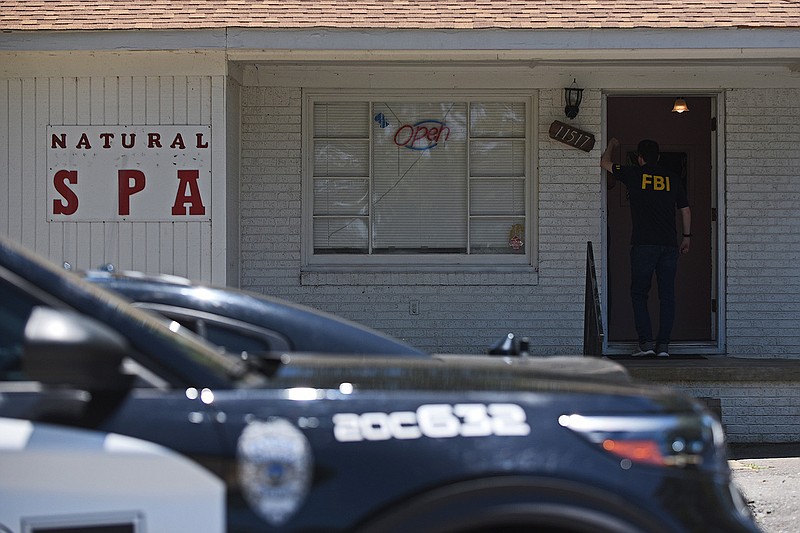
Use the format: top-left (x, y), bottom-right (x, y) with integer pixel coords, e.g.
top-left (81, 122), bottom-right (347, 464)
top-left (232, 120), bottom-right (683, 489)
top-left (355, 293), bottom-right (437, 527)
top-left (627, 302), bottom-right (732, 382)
top-left (637, 139), bottom-right (660, 165)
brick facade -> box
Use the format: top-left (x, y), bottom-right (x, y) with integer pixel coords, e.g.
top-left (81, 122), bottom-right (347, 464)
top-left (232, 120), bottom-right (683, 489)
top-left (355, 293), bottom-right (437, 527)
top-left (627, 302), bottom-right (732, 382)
top-left (725, 89), bottom-right (800, 358)
top-left (668, 381), bottom-right (800, 443)
top-left (238, 85), bottom-right (800, 359)
top-left (239, 86), bottom-right (602, 355)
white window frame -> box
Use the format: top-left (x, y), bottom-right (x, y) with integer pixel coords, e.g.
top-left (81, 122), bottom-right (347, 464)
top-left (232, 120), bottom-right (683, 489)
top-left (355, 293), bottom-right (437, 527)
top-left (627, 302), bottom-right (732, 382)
top-left (302, 90), bottom-right (538, 271)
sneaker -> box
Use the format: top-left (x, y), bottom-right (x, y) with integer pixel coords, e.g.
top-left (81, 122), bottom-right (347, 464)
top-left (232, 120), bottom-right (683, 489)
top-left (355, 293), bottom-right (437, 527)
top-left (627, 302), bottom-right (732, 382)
top-left (656, 344), bottom-right (670, 357)
top-left (632, 345), bottom-right (655, 357)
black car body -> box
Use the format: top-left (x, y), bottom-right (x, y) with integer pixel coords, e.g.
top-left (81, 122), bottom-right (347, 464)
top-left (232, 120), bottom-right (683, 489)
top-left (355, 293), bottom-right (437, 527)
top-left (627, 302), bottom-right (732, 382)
top-left (82, 268), bottom-right (427, 357)
top-left (0, 236), bottom-right (758, 533)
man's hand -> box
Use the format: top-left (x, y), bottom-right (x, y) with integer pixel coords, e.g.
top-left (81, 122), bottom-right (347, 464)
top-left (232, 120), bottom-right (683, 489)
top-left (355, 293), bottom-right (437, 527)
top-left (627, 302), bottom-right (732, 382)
top-left (600, 138), bottom-right (620, 172)
top-left (679, 208), bottom-right (691, 254)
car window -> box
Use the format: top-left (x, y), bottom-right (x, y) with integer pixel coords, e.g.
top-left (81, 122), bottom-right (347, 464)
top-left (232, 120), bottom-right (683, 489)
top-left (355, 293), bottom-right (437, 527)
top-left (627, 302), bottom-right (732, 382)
top-left (0, 277), bottom-right (165, 389)
top-left (0, 277), bottom-right (42, 380)
top-left (202, 322), bottom-right (277, 355)
top-left (142, 307), bottom-right (292, 355)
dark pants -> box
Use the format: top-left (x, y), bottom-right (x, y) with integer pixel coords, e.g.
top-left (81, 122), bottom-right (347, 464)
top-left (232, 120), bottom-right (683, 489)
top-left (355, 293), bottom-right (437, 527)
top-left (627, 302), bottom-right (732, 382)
top-left (630, 245), bottom-right (679, 347)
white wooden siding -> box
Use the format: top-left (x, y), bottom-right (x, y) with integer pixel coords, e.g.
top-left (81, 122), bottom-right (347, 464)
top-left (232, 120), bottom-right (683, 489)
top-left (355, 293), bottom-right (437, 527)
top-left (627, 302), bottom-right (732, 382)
top-left (0, 75), bottom-right (225, 283)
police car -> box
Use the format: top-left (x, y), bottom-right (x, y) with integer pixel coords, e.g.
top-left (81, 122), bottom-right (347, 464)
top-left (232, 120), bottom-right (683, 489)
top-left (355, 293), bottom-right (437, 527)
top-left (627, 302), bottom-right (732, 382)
top-left (0, 236), bottom-right (759, 533)
top-left (80, 266), bottom-right (427, 357)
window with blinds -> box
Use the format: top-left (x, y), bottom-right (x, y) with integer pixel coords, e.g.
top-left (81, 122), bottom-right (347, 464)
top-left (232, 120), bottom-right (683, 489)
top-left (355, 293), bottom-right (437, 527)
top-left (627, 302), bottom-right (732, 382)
top-left (308, 95), bottom-right (531, 265)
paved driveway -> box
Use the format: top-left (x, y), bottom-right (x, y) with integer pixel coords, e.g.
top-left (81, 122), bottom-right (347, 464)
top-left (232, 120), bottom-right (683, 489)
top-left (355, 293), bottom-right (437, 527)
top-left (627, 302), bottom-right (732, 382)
top-left (730, 445), bottom-right (800, 533)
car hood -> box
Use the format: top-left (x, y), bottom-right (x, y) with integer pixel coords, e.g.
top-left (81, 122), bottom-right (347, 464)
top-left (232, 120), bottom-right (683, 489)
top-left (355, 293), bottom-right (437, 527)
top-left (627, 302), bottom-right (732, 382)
top-left (249, 352), bottom-right (663, 400)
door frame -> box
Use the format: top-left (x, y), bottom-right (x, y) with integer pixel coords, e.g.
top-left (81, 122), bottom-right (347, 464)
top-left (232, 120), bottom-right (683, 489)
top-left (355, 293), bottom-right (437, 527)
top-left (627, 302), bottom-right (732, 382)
top-left (600, 91), bottom-right (726, 355)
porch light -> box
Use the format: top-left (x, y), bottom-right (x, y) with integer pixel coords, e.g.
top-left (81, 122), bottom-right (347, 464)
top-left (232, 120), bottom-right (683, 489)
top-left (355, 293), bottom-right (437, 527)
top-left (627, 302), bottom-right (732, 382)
top-left (672, 97), bottom-right (690, 113)
top-left (564, 78), bottom-right (583, 119)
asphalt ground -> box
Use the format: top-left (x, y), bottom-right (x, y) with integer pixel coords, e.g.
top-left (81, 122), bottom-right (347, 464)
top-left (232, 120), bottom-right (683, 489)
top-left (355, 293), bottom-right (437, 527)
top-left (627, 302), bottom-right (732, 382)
top-left (729, 444), bottom-right (800, 533)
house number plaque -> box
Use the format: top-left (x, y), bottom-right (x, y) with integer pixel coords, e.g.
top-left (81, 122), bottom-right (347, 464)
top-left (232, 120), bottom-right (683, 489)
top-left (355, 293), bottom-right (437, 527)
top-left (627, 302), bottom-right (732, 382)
top-left (548, 121), bottom-right (595, 152)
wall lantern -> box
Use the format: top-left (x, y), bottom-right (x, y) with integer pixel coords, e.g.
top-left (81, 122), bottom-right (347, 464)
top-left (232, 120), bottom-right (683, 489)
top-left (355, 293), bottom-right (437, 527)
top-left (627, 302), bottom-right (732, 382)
top-left (671, 97), bottom-right (690, 113)
top-left (564, 78), bottom-right (583, 119)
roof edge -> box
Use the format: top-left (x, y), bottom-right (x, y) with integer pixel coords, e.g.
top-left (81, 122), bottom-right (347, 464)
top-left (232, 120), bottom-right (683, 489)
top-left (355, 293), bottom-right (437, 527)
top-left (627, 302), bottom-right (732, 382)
top-left (2, 27), bottom-right (800, 54)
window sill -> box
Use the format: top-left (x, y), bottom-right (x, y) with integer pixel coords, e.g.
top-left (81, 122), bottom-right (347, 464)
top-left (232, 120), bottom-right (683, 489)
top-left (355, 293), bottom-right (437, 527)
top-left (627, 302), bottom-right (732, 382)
top-left (300, 266), bottom-right (539, 286)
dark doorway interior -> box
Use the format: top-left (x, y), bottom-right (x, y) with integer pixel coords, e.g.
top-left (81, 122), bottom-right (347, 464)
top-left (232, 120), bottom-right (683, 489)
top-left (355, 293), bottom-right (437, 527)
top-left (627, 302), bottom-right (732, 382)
top-left (606, 96), bottom-right (715, 347)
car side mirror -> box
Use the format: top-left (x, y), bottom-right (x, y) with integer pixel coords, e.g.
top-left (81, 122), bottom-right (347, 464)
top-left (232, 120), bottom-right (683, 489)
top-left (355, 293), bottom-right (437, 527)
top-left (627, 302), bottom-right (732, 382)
top-left (489, 333), bottom-right (518, 355)
top-left (488, 333), bottom-right (532, 357)
top-left (23, 306), bottom-right (134, 391)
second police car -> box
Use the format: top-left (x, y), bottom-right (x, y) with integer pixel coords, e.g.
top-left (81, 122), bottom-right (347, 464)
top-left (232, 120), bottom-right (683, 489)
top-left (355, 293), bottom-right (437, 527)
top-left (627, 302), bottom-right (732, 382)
top-left (0, 235), bottom-right (759, 533)
top-left (0, 417), bottom-right (224, 532)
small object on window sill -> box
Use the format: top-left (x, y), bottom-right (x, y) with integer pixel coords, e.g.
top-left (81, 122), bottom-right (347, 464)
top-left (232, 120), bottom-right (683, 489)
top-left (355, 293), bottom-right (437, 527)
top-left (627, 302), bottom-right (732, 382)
top-left (508, 223), bottom-right (525, 251)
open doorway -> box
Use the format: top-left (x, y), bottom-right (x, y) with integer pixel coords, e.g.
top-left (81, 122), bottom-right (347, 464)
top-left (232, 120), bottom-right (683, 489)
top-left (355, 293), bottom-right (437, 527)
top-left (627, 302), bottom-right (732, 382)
top-left (605, 95), bottom-right (718, 353)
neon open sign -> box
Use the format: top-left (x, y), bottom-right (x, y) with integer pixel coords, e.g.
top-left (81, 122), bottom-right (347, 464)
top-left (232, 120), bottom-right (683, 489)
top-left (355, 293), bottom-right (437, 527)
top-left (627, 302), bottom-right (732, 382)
top-left (393, 120), bottom-right (451, 151)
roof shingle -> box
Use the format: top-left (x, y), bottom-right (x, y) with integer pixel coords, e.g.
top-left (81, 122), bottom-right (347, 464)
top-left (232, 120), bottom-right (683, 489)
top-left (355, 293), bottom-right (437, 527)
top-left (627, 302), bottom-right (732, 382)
top-left (0, 0), bottom-right (798, 32)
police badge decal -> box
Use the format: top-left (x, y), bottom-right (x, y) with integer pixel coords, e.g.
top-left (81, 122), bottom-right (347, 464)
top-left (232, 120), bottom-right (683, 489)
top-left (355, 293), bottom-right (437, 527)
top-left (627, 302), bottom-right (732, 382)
top-left (237, 417), bottom-right (314, 526)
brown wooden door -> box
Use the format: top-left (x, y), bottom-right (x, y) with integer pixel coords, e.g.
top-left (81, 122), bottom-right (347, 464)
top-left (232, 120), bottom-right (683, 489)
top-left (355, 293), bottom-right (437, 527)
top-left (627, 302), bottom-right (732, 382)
top-left (606, 96), bottom-right (714, 344)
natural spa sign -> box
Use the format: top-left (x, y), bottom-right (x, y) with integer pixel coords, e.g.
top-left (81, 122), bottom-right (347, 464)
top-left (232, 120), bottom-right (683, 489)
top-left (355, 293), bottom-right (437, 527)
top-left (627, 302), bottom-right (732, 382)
top-left (47, 125), bottom-right (211, 221)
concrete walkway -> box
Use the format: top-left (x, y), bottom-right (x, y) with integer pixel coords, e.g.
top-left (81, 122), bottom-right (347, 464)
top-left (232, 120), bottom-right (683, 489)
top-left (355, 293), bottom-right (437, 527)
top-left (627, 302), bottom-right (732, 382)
top-left (729, 444), bottom-right (800, 533)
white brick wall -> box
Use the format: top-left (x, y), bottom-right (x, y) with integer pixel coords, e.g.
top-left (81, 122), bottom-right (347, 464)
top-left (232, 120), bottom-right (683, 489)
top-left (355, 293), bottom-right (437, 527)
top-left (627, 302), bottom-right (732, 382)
top-left (239, 85), bottom-right (800, 360)
top-left (669, 382), bottom-right (800, 443)
top-left (239, 87), bottom-right (603, 354)
top-left (238, 84), bottom-right (800, 443)
top-left (240, 86), bottom-right (303, 294)
top-left (725, 89), bottom-right (800, 358)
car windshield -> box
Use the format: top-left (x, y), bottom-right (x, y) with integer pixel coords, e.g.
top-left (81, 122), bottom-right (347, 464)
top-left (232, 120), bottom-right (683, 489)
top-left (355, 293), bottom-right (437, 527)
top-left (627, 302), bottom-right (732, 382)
top-left (82, 270), bottom-right (428, 357)
top-left (0, 236), bottom-right (254, 388)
